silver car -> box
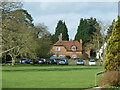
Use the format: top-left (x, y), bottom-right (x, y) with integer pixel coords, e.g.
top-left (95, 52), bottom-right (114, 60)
top-left (59, 59), bottom-right (68, 65)
top-left (77, 60), bottom-right (84, 65)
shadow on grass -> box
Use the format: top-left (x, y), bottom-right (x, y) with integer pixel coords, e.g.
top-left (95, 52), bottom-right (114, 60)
top-left (2, 67), bottom-right (99, 72)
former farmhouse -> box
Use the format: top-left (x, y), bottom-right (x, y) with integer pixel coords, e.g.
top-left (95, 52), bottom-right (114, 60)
top-left (50, 33), bottom-right (90, 58)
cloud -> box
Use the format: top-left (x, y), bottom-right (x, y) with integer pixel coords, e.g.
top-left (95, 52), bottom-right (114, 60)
top-left (23, 2), bottom-right (118, 39)
top-left (39, 2), bottom-right (49, 10)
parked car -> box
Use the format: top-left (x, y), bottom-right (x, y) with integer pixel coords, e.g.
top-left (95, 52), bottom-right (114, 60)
top-left (48, 59), bottom-right (57, 65)
top-left (89, 60), bottom-right (96, 66)
top-left (59, 59), bottom-right (68, 65)
top-left (28, 59), bottom-right (38, 64)
top-left (20, 58), bottom-right (28, 64)
top-left (77, 60), bottom-right (84, 65)
top-left (37, 58), bottom-right (47, 64)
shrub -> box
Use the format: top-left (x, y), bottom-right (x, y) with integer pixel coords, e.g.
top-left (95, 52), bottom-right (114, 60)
top-left (66, 55), bottom-right (71, 59)
top-left (89, 57), bottom-right (99, 61)
top-left (104, 16), bottom-right (120, 71)
top-left (98, 70), bottom-right (120, 88)
top-left (77, 54), bottom-right (88, 60)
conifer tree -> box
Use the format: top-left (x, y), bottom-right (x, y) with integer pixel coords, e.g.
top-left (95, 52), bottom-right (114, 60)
top-left (104, 16), bottom-right (120, 71)
top-left (74, 17), bottom-right (97, 48)
top-left (105, 19), bottom-right (115, 42)
top-left (53, 20), bottom-right (69, 43)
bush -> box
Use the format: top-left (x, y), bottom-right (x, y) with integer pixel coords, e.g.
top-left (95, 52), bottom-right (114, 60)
top-left (98, 70), bottom-right (120, 88)
top-left (66, 55), bottom-right (71, 59)
top-left (104, 17), bottom-right (120, 71)
top-left (77, 54), bottom-right (88, 60)
top-left (89, 57), bottom-right (99, 61)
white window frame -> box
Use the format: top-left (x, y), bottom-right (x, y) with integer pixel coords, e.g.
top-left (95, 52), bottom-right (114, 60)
top-left (56, 47), bottom-right (60, 51)
top-left (72, 46), bottom-right (76, 51)
top-left (72, 55), bottom-right (76, 59)
top-left (60, 55), bottom-right (63, 57)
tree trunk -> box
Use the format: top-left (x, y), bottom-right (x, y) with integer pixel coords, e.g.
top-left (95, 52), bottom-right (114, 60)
top-left (5, 55), bottom-right (6, 64)
top-left (12, 57), bottom-right (15, 66)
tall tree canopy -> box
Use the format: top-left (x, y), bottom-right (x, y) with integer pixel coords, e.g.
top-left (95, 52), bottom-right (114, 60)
top-left (53, 20), bottom-right (69, 43)
top-left (74, 17), bottom-right (98, 49)
top-left (104, 16), bottom-right (120, 71)
top-left (1, 2), bottom-right (53, 65)
top-left (105, 19), bottom-right (115, 42)
top-left (34, 23), bottom-right (53, 58)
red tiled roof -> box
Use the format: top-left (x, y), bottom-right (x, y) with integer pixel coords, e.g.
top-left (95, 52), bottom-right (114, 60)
top-left (54, 40), bottom-right (82, 51)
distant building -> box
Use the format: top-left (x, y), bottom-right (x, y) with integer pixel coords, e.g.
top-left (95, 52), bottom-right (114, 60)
top-left (50, 33), bottom-right (90, 59)
top-left (96, 42), bottom-right (107, 59)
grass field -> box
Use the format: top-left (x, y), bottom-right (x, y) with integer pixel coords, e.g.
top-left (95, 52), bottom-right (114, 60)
top-left (2, 65), bottom-right (103, 88)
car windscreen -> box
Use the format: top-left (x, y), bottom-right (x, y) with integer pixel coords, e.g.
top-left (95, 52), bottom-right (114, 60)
top-left (78, 60), bottom-right (83, 62)
top-left (22, 59), bottom-right (26, 60)
top-left (39, 59), bottom-right (44, 61)
top-left (49, 59), bottom-right (54, 61)
top-left (90, 60), bottom-right (95, 62)
top-left (60, 60), bottom-right (65, 61)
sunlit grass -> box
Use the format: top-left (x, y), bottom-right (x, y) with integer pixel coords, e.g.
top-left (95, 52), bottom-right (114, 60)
top-left (2, 65), bottom-right (103, 88)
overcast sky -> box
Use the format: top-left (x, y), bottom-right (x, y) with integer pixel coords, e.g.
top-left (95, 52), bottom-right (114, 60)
top-left (23, 2), bottom-right (118, 39)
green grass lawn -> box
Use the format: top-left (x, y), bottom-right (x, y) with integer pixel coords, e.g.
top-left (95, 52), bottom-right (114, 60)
top-left (2, 65), bottom-right (103, 88)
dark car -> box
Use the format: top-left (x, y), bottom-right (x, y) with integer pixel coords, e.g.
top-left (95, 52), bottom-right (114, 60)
top-left (20, 58), bottom-right (28, 64)
top-left (28, 59), bottom-right (38, 64)
top-left (48, 59), bottom-right (57, 65)
top-left (59, 59), bottom-right (68, 65)
top-left (37, 58), bottom-right (47, 64)
top-left (77, 60), bottom-right (84, 65)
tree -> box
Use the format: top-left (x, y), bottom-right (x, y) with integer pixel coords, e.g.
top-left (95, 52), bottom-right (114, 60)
top-left (104, 16), bottom-right (120, 71)
top-left (105, 19), bottom-right (115, 42)
top-left (1, 2), bottom-right (53, 65)
top-left (74, 17), bottom-right (98, 49)
top-left (84, 21), bottom-right (109, 59)
top-left (34, 23), bottom-right (53, 59)
top-left (1, 2), bottom-right (37, 66)
top-left (53, 20), bottom-right (69, 43)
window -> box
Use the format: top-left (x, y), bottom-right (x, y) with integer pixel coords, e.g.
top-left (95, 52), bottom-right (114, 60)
top-left (72, 46), bottom-right (76, 51)
top-left (60, 55), bottom-right (63, 57)
top-left (56, 47), bottom-right (60, 51)
top-left (72, 55), bottom-right (76, 59)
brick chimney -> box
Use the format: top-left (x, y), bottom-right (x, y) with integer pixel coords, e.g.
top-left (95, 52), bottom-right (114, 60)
top-left (80, 39), bottom-right (82, 51)
top-left (58, 33), bottom-right (62, 41)
top-left (70, 39), bottom-right (72, 41)
top-left (80, 39), bottom-right (82, 43)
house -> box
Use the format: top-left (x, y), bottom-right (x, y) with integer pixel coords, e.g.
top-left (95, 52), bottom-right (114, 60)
top-left (50, 33), bottom-right (90, 58)
top-left (96, 42), bottom-right (107, 59)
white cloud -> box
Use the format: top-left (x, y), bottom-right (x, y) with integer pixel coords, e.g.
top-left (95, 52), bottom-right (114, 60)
top-left (23, 2), bottom-right (118, 39)
top-left (39, 2), bottom-right (49, 10)
top-left (23, 0), bottom-right (119, 2)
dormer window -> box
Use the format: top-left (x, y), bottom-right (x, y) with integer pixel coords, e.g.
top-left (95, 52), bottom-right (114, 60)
top-left (56, 47), bottom-right (60, 51)
top-left (72, 46), bottom-right (76, 51)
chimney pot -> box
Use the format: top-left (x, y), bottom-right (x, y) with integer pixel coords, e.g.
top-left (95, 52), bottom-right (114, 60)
top-left (70, 39), bottom-right (72, 41)
top-left (80, 39), bottom-right (82, 43)
top-left (58, 33), bottom-right (62, 41)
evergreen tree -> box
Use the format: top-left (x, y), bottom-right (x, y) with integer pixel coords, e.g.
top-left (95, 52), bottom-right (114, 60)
top-left (74, 17), bottom-right (97, 49)
top-left (53, 20), bottom-right (69, 43)
top-left (104, 16), bottom-right (120, 71)
top-left (74, 18), bottom-right (84, 42)
top-left (105, 19), bottom-right (115, 42)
